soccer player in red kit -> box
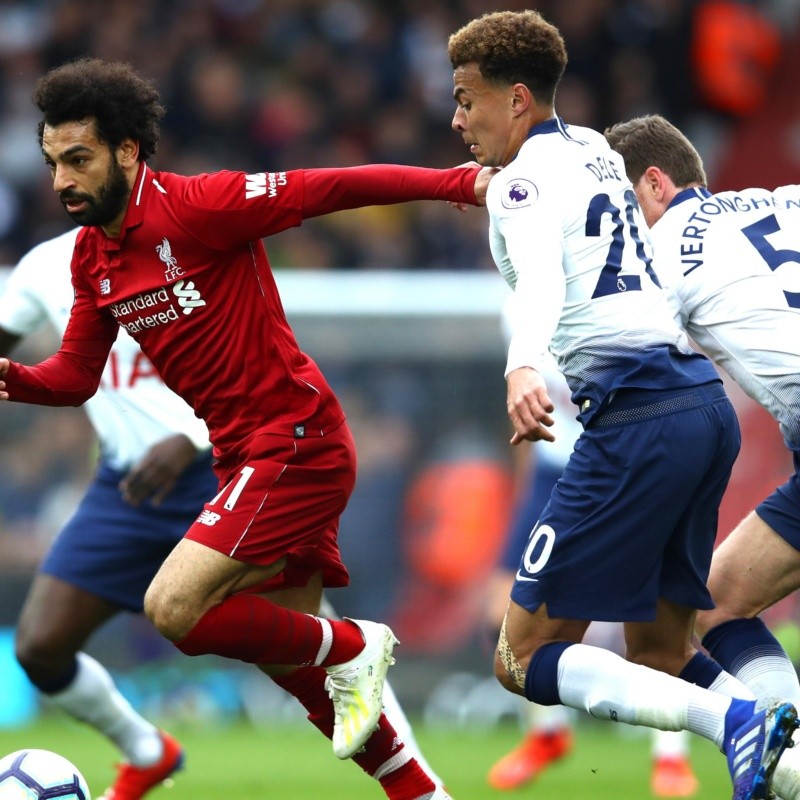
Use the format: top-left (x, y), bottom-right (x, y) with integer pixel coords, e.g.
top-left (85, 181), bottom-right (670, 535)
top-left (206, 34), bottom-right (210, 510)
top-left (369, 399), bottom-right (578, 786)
top-left (0, 58), bottom-right (491, 800)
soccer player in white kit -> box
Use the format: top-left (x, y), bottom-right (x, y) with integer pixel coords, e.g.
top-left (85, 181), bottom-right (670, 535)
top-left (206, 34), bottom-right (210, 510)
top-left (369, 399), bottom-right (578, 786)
top-left (485, 344), bottom-right (697, 797)
top-left (605, 113), bottom-right (800, 800)
top-left (447, 11), bottom-right (797, 800)
top-left (0, 228), bottom-right (443, 799)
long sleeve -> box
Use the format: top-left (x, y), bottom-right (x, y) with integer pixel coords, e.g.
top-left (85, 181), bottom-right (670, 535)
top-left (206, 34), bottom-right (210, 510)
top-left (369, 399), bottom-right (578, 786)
top-left (4, 341), bottom-right (110, 406)
top-left (172, 164), bottom-right (480, 250)
top-left (3, 285), bottom-right (117, 407)
top-left (491, 197), bottom-right (566, 376)
top-left (299, 164), bottom-right (478, 219)
top-left (505, 262), bottom-right (566, 376)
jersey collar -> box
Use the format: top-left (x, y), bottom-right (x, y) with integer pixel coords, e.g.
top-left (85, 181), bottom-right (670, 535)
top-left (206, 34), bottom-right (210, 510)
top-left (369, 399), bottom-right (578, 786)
top-left (526, 116), bottom-right (568, 140)
top-left (667, 186), bottom-right (711, 210)
top-left (118, 161), bottom-right (152, 236)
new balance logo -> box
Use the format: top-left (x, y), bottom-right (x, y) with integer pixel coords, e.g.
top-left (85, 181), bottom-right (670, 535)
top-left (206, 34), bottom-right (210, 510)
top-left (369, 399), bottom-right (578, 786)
top-left (196, 510), bottom-right (221, 526)
top-left (245, 171), bottom-right (287, 199)
top-left (172, 279), bottom-right (206, 315)
top-left (99, 278), bottom-right (111, 295)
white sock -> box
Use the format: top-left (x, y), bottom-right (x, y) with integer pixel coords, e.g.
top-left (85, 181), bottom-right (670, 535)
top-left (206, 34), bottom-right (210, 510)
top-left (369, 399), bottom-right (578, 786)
top-left (48, 653), bottom-right (162, 766)
top-left (709, 670), bottom-right (757, 701)
top-left (555, 644), bottom-right (732, 747)
top-left (733, 653), bottom-right (800, 710)
top-left (771, 737), bottom-right (800, 800)
top-left (651, 729), bottom-right (689, 759)
top-left (650, 659), bottom-right (755, 759)
top-left (524, 700), bottom-right (573, 733)
top-left (381, 678), bottom-right (444, 786)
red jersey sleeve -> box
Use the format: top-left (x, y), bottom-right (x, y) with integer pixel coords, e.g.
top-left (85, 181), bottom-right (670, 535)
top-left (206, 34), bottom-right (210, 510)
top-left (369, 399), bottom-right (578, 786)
top-left (169, 165), bottom-right (479, 249)
top-left (2, 283), bottom-right (117, 406)
top-left (298, 164), bottom-right (479, 219)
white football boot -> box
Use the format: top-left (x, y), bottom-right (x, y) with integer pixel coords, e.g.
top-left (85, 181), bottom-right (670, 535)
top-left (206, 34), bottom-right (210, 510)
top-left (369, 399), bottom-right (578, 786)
top-left (324, 618), bottom-right (399, 759)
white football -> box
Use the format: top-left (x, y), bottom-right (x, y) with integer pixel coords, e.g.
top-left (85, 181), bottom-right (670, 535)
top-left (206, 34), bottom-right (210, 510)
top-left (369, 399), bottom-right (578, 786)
top-left (0, 749), bottom-right (90, 800)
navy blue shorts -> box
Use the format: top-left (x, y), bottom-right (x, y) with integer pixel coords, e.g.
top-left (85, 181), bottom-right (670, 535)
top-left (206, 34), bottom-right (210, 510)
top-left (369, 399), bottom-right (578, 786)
top-left (756, 448), bottom-right (800, 549)
top-left (40, 455), bottom-right (219, 612)
top-left (510, 382), bottom-right (740, 622)
top-left (499, 460), bottom-right (564, 571)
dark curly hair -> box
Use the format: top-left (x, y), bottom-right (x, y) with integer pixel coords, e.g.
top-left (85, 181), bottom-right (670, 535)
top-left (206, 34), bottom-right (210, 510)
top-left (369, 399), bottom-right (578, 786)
top-left (448, 11), bottom-right (567, 106)
top-left (33, 58), bottom-right (165, 161)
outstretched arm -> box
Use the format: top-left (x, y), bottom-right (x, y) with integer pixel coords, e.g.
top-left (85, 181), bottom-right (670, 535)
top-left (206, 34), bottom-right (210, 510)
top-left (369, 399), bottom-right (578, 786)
top-left (300, 163), bottom-right (487, 220)
top-left (183, 163), bottom-right (493, 249)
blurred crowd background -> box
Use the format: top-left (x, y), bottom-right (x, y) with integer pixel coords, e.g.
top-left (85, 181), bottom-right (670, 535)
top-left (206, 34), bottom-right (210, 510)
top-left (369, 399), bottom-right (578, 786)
top-left (2, 0), bottom-right (800, 722)
top-left (1, 0), bottom-right (800, 267)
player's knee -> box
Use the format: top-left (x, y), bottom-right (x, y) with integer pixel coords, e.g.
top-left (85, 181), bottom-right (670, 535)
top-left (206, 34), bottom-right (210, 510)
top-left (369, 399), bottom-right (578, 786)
top-left (695, 604), bottom-right (745, 640)
top-left (694, 608), bottom-right (718, 639)
top-left (494, 622), bottom-right (529, 695)
top-left (15, 626), bottom-right (60, 678)
top-left (143, 583), bottom-right (193, 641)
top-left (493, 650), bottom-right (524, 695)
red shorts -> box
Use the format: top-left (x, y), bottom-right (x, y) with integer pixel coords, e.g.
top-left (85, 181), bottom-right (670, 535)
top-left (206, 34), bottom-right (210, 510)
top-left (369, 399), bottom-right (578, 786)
top-left (185, 421), bottom-right (357, 590)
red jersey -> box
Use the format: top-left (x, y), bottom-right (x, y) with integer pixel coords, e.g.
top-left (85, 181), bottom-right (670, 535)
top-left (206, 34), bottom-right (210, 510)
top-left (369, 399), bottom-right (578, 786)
top-left (5, 162), bottom-right (478, 470)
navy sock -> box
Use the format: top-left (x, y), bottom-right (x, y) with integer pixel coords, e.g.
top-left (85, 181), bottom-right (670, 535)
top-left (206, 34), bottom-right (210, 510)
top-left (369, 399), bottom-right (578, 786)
top-left (29, 656), bottom-right (78, 694)
top-left (702, 617), bottom-right (786, 675)
top-left (524, 641), bottom-right (573, 705)
top-left (679, 651), bottom-right (724, 689)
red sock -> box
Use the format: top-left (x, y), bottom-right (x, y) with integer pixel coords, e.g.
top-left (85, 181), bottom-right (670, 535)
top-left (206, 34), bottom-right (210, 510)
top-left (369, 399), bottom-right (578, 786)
top-left (175, 595), bottom-right (366, 667)
top-left (379, 759), bottom-right (436, 800)
top-left (272, 666), bottom-right (335, 737)
top-left (273, 667), bottom-right (433, 799)
top-left (319, 618), bottom-right (366, 667)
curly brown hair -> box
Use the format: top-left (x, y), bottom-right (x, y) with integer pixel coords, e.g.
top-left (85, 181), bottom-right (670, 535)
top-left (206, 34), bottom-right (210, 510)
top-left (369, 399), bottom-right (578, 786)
top-left (604, 115), bottom-right (707, 187)
top-left (448, 11), bottom-right (567, 106)
top-left (33, 58), bottom-right (165, 161)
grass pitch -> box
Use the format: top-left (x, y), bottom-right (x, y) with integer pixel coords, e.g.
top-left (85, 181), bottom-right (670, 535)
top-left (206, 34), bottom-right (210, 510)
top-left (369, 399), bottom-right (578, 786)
top-left (0, 716), bottom-right (732, 799)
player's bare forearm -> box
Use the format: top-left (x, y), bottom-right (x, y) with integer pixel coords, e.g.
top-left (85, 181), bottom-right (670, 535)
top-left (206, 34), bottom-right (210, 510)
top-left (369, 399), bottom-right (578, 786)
top-left (506, 366), bottom-right (556, 445)
top-left (120, 434), bottom-right (199, 507)
top-left (472, 165), bottom-right (498, 207)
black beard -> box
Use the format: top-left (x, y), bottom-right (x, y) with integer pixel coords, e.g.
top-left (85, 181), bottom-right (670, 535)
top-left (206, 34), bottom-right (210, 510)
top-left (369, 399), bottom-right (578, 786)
top-left (60, 158), bottom-right (130, 227)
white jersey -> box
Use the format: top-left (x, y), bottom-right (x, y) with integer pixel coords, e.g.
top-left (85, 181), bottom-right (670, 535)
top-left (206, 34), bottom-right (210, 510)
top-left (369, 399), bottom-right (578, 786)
top-left (488, 118), bottom-right (712, 423)
top-left (649, 185), bottom-right (800, 449)
top-left (0, 228), bottom-right (210, 469)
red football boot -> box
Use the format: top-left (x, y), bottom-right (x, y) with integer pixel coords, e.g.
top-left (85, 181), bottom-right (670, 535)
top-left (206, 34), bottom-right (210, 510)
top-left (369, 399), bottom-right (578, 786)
top-left (487, 728), bottom-right (573, 790)
top-left (99, 731), bottom-right (184, 800)
top-left (651, 755), bottom-right (699, 798)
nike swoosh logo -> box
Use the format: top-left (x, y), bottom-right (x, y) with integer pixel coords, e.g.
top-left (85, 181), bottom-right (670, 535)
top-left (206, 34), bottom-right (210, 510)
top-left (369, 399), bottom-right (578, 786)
top-left (515, 571), bottom-right (539, 582)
